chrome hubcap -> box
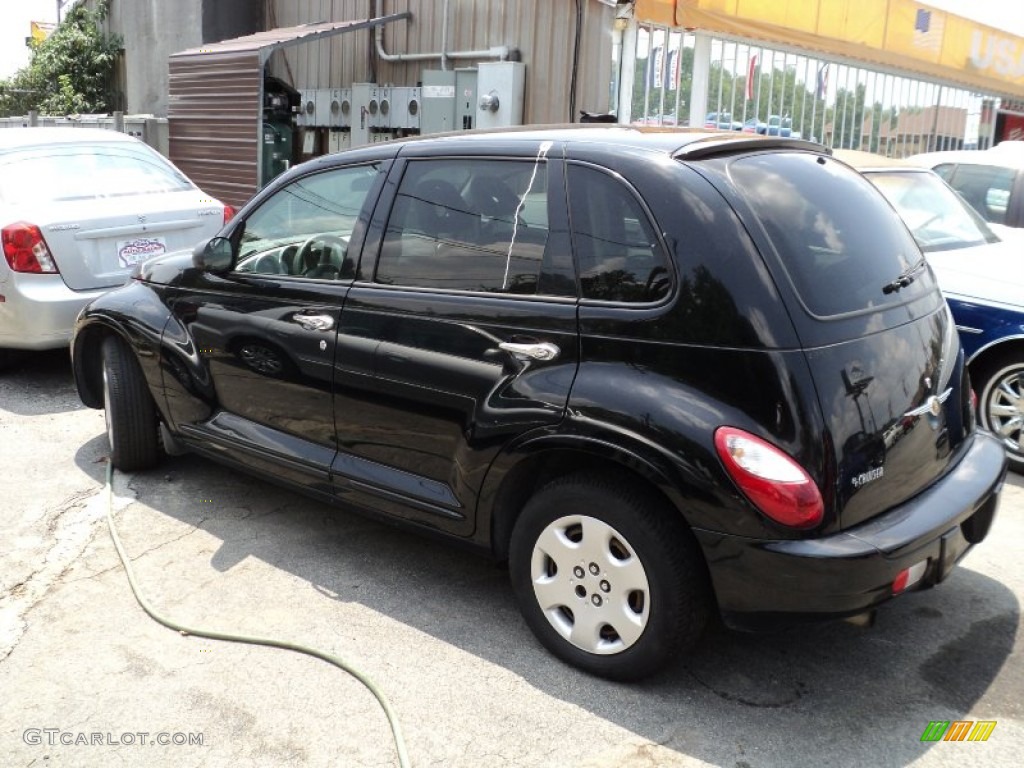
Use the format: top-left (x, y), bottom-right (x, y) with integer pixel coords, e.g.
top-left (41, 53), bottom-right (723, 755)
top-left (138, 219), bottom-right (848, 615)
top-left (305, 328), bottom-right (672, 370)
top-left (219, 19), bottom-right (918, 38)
top-left (988, 369), bottom-right (1024, 457)
top-left (530, 515), bottom-right (650, 655)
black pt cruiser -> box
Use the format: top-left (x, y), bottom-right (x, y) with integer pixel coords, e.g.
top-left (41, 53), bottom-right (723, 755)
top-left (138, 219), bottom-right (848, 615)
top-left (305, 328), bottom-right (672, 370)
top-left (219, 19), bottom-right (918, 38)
top-left (71, 127), bottom-right (1007, 680)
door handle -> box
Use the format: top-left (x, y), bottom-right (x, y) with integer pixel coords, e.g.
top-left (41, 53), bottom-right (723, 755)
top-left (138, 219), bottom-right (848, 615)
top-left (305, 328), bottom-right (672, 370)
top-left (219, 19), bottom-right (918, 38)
top-left (497, 341), bottom-right (560, 361)
top-left (293, 313), bottom-right (335, 332)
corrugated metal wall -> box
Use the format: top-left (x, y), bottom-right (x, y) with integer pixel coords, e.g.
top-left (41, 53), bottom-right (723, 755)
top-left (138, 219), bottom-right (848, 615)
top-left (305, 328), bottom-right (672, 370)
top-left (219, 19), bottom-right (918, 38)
top-left (264, 0), bottom-right (614, 123)
top-left (168, 51), bottom-right (263, 208)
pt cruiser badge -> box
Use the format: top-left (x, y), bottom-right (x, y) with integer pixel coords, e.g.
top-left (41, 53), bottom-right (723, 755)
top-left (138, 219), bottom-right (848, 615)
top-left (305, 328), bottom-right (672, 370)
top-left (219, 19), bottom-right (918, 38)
top-left (852, 467), bottom-right (885, 488)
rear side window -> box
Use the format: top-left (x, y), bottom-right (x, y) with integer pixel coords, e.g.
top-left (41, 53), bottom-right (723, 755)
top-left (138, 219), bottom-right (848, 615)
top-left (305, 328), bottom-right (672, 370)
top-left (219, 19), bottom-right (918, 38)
top-left (375, 158), bottom-right (554, 294)
top-left (567, 164), bottom-right (671, 303)
top-left (931, 163), bottom-right (955, 182)
top-left (730, 153), bottom-right (934, 317)
top-left (947, 163), bottom-right (1016, 224)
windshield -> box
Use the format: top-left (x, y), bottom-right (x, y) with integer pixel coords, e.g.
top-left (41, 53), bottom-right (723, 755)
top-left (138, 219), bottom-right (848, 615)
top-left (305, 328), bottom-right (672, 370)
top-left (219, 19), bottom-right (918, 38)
top-left (865, 170), bottom-right (999, 253)
top-left (0, 142), bottom-right (193, 204)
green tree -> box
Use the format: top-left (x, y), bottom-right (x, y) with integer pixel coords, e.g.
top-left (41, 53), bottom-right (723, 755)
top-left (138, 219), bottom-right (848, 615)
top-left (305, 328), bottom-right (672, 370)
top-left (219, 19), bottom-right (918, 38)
top-left (0, 0), bottom-right (122, 117)
top-left (827, 83), bottom-right (867, 149)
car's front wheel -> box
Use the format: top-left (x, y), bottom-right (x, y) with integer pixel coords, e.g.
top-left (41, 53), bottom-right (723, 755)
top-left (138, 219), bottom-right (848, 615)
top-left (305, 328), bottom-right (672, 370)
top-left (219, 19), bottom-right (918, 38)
top-left (976, 354), bottom-right (1024, 472)
top-left (102, 335), bottom-right (160, 471)
top-left (509, 473), bottom-right (710, 680)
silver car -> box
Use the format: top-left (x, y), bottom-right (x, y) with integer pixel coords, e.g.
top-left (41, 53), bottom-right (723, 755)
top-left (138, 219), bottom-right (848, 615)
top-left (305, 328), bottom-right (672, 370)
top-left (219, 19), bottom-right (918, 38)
top-left (0, 128), bottom-right (232, 370)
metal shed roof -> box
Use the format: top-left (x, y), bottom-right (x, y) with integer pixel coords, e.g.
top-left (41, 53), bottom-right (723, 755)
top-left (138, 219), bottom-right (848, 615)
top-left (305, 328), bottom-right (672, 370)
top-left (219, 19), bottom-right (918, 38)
top-left (168, 12), bottom-right (410, 208)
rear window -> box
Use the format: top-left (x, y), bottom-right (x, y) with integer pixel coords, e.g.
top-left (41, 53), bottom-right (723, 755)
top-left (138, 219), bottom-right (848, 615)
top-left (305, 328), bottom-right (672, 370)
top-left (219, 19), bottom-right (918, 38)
top-left (0, 142), bottom-right (193, 204)
top-left (729, 153), bottom-right (935, 317)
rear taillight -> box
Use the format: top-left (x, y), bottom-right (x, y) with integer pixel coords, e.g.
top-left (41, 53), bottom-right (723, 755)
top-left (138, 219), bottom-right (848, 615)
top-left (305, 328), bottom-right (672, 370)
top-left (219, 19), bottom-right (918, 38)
top-left (2, 222), bottom-right (58, 273)
top-left (223, 205), bottom-right (236, 225)
top-left (714, 426), bottom-right (824, 529)
top-left (892, 560), bottom-right (928, 594)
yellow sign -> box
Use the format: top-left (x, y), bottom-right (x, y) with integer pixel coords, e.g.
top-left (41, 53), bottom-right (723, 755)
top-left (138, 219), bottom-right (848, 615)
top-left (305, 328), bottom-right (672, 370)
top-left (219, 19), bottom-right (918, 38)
top-left (30, 22), bottom-right (56, 44)
top-left (635, 0), bottom-right (1024, 97)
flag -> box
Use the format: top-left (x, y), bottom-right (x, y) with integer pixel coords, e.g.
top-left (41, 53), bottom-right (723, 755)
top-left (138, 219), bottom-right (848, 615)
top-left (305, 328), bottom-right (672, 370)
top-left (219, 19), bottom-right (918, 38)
top-left (746, 55), bottom-right (757, 101)
top-left (913, 9), bottom-right (945, 53)
top-left (667, 49), bottom-right (681, 90)
top-left (648, 46), bottom-right (664, 90)
top-left (816, 63), bottom-right (829, 100)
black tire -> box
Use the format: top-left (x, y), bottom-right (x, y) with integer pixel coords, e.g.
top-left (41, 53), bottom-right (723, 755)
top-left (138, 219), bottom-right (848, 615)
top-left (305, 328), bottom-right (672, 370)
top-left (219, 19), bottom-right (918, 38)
top-left (975, 353), bottom-right (1024, 473)
top-left (509, 472), bottom-right (711, 681)
top-left (0, 348), bottom-right (23, 373)
top-left (102, 335), bottom-right (160, 471)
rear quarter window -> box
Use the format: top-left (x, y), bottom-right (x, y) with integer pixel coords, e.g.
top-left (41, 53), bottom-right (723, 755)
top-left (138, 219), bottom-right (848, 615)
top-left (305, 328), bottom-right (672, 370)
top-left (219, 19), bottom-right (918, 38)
top-left (729, 152), bottom-right (935, 317)
top-left (947, 163), bottom-right (1016, 224)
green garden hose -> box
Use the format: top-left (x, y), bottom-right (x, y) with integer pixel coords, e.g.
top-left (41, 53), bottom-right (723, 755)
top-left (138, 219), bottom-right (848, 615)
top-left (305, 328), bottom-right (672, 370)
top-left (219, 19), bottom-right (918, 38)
top-left (103, 461), bottom-right (411, 767)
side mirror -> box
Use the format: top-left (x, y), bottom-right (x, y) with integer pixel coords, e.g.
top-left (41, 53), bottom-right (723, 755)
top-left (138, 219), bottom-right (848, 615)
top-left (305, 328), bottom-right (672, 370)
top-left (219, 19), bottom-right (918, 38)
top-left (192, 236), bottom-right (234, 272)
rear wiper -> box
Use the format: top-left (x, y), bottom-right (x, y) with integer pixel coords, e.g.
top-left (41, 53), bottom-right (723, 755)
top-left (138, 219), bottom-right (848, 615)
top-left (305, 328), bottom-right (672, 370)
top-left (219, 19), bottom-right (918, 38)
top-left (882, 256), bottom-right (926, 294)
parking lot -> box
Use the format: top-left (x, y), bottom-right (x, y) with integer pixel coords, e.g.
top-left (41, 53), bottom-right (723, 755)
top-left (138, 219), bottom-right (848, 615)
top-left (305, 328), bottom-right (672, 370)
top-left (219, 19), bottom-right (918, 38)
top-left (2, 349), bottom-right (1021, 768)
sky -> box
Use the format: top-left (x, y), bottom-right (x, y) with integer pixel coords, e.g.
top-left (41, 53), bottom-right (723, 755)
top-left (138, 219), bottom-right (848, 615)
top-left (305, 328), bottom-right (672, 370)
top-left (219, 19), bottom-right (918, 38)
top-left (0, 0), bottom-right (1022, 81)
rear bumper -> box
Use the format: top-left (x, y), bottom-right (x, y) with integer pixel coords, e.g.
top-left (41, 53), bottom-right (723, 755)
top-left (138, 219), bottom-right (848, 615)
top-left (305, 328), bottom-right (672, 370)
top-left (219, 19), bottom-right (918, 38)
top-left (696, 431), bottom-right (1007, 630)
top-left (0, 273), bottom-right (110, 350)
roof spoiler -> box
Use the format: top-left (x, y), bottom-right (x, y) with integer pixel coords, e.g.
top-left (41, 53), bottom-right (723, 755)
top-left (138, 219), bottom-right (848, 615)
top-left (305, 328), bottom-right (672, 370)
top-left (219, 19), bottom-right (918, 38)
top-left (674, 136), bottom-right (832, 160)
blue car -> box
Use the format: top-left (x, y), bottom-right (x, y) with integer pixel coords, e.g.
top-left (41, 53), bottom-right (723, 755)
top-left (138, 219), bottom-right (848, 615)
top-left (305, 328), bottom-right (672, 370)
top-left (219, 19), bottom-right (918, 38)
top-left (840, 150), bottom-right (1024, 471)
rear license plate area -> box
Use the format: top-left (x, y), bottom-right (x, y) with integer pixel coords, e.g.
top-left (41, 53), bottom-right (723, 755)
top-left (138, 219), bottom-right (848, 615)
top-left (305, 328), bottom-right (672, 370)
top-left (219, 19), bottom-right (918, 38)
top-left (117, 237), bottom-right (167, 267)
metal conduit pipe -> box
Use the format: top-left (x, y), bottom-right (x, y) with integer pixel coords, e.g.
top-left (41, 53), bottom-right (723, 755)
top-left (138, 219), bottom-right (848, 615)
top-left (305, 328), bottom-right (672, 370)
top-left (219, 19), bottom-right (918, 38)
top-left (372, 0), bottom-right (511, 66)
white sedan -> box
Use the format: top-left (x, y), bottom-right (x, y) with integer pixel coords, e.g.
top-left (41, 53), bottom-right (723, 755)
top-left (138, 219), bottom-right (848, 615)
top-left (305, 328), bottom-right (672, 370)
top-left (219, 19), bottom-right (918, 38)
top-left (837, 150), bottom-right (1024, 471)
top-left (0, 128), bottom-right (233, 371)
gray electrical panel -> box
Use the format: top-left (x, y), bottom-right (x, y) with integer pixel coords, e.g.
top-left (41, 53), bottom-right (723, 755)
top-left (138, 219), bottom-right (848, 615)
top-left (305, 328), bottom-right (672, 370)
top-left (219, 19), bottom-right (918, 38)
top-left (420, 69), bottom-right (478, 135)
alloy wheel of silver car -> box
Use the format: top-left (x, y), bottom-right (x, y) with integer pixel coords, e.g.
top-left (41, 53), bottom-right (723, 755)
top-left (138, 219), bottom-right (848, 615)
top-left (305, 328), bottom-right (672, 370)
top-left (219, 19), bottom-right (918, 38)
top-left (530, 514), bottom-right (651, 654)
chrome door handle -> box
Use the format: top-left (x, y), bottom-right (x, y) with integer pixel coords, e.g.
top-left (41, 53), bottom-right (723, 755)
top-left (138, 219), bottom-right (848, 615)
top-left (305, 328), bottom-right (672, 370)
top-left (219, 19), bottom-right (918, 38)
top-left (497, 341), bottom-right (560, 361)
top-left (293, 313), bottom-right (335, 331)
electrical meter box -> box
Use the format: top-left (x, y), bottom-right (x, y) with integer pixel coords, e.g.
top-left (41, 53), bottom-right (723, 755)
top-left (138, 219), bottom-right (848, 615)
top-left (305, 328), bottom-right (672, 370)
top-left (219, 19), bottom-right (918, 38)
top-left (390, 86), bottom-right (421, 132)
top-left (328, 88), bottom-right (352, 129)
top-left (297, 90), bottom-right (317, 127)
top-left (327, 131), bottom-right (350, 154)
top-left (376, 86), bottom-right (393, 134)
top-left (311, 90), bottom-right (331, 128)
top-left (421, 69), bottom-right (478, 135)
top-left (351, 83), bottom-right (381, 147)
top-left (476, 62), bottom-right (526, 129)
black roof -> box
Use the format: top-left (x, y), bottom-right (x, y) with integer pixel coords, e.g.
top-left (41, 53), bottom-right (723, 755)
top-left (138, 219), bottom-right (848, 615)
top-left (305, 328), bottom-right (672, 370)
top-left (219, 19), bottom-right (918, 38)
top-left (390, 124), bottom-right (828, 159)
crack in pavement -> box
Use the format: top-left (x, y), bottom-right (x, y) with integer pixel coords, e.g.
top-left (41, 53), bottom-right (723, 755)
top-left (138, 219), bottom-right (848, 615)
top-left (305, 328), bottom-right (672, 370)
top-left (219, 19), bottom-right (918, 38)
top-left (66, 517), bottom-right (210, 584)
top-left (0, 475), bottom-right (137, 664)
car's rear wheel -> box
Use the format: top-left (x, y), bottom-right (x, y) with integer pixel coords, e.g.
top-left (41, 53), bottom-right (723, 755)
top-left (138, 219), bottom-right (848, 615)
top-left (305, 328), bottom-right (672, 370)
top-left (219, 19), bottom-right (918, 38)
top-left (976, 354), bottom-right (1024, 472)
top-left (509, 473), bottom-right (710, 681)
top-left (102, 335), bottom-right (160, 471)
top-left (0, 348), bottom-right (22, 373)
